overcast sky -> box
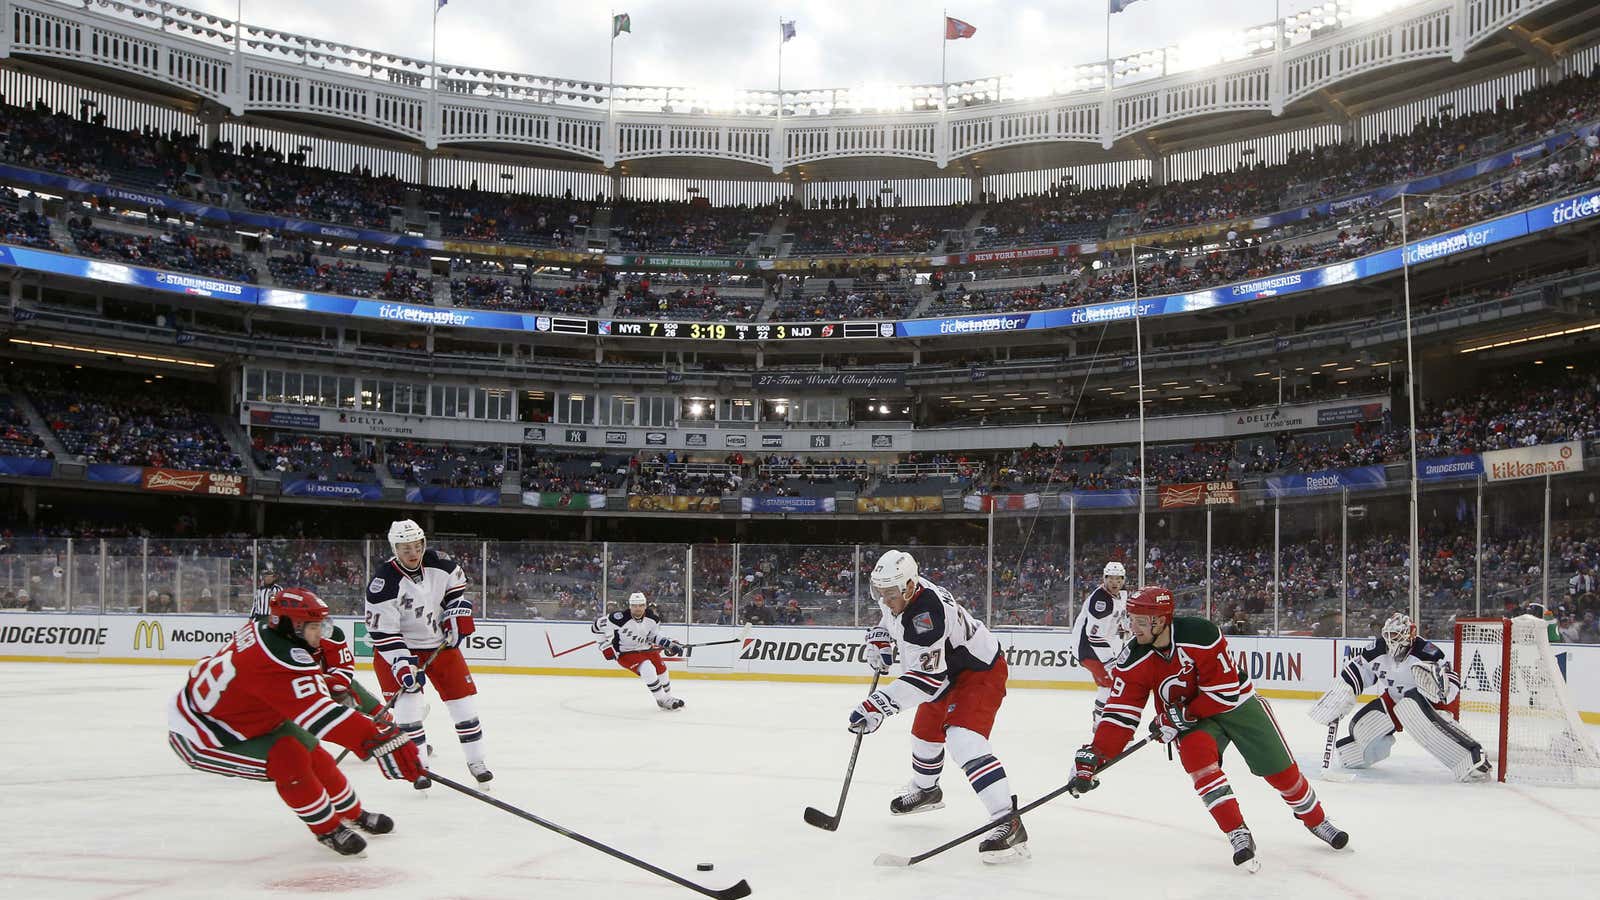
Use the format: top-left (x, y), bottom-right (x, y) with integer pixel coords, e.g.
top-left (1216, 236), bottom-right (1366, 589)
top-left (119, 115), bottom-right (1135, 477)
top-left (176, 0), bottom-right (1298, 90)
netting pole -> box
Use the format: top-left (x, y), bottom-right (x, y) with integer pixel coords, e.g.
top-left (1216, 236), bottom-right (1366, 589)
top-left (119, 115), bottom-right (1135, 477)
top-left (853, 544), bottom-right (861, 627)
top-left (1067, 495), bottom-right (1077, 623)
top-left (985, 502), bottom-right (994, 623)
top-left (65, 538), bottom-right (73, 612)
top-left (1340, 488), bottom-right (1349, 639)
top-left (1542, 474), bottom-right (1551, 611)
top-left (602, 541), bottom-right (610, 613)
top-left (1272, 500), bottom-right (1281, 635)
top-left (685, 545), bottom-right (694, 626)
top-left (141, 537), bottom-right (148, 613)
top-left (481, 540), bottom-right (489, 611)
top-left (1204, 507), bottom-right (1212, 621)
top-left (1474, 476), bottom-right (1483, 618)
top-left (98, 538), bottom-right (107, 612)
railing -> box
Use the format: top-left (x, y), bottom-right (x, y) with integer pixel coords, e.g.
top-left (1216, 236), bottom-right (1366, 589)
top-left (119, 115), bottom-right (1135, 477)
top-left (8, 467), bottom-right (1596, 640)
top-left (3, 0), bottom-right (1563, 165)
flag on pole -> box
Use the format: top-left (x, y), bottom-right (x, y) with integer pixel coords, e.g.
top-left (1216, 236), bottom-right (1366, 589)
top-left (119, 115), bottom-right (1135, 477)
top-left (612, 13), bottom-right (631, 37)
top-left (1109, 0), bottom-right (1144, 13)
top-left (781, 20), bottom-right (797, 43)
top-left (944, 16), bottom-right (977, 40)
top-left (436, 0), bottom-right (447, 10)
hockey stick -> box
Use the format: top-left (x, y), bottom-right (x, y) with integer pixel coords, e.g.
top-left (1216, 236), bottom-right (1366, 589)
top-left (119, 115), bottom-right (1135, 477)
top-left (803, 671), bottom-right (882, 831)
top-left (874, 736), bottom-right (1152, 867)
top-left (426, 770), bottom-right (752, 900)
top-left (334, 644), bottom-right (445, 764)
top-left (1319, 718), bottom-right (1355, 783)
top-left (681, 622), bottom-right (754, 651)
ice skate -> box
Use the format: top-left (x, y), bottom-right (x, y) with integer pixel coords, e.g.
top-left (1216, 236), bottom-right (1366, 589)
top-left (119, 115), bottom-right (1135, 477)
top-left (889, 783), bottom-right (944, 815)
top-left (317, 823), bottom-right (368, 857)
top-left (977, 809), bottom-right (1030, 864)
top-left (349, 810), bottom-right (394, 835)
top-left (1310, 819), bottom-right (1349, 850)
top-left (468, 760), bottom-right (494, 784)
top-left (1229, 826), bottom-right (1260, 872)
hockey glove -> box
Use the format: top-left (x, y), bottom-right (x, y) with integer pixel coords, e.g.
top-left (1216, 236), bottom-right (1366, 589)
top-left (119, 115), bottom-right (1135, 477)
top-left (392, 656), bottom-right (426, 693)
top-left (1068, 745), bottom-right (1104, 797)
top-left (440, 620), bottom-right (462, 650)
top-left (847, 690), bottom-right (899, 735)
top-left (662, 640), bottom-right (686, 657)
top-left (1162, 700), bottom-right (1199, 739)
top-left (598, 642), bottom-right (617, 662)
top-left (364, 724), bottom-right (426, 783)
top-left (864, 626), bottom-right (896, 675)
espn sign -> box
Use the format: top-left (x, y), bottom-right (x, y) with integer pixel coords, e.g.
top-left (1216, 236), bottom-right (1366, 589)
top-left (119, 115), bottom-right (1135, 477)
top-left (1157, 481), bottom-right (1239, 509)
top-left (142, 468), bottom-right (247, 496)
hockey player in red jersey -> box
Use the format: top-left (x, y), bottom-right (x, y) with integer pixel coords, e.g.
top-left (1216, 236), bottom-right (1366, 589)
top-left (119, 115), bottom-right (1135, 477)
top-left (1067, 586), bottom-right (1350, 870)
top-left (168, 587), bottom-right (425, 856)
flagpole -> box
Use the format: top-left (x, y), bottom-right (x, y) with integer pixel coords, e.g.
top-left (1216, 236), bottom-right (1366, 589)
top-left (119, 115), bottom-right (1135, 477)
top-left (431, 1), bottom-right (440, 150)
top-left (608, 9), bottom-right (616, 176)
top-left (777, 18), bottom-right (784, 133)
top-left (941, 9), bottom-right (948, 115)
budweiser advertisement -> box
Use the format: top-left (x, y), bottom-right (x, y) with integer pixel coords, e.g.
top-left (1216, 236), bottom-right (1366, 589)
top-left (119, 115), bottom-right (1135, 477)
top-left (1158, 481), bottom-right (1239, 509)
top-left (141, 468), bottom-right (247, 496)
top-left (1481, 441), bottom-right (1585, 482)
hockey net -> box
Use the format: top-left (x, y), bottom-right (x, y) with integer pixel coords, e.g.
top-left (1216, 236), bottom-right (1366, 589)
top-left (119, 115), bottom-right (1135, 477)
top-left (1453, 616), bottom-right (1600, 786)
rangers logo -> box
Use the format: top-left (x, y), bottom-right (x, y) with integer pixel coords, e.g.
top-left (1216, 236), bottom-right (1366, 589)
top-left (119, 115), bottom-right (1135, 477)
top-left (912, 612), bottom-right (935, 634)
top-left (820, 324), bottom-right (835, 337)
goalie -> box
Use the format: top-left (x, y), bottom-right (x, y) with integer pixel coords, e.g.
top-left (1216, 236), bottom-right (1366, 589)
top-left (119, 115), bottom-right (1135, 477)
top-left (1309, 613), bottom-right (1491, 782)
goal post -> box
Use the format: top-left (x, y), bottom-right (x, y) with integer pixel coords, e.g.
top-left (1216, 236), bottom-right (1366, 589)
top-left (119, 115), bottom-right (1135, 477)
top-left (1453, 615), bottom-right (1600, 786)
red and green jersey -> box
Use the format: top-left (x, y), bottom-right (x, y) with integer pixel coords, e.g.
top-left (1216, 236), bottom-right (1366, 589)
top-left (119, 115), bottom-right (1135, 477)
top-left (168, 621), bottom-right (380, 754)
top-left (1090, 616), bottom-right (1254, 760)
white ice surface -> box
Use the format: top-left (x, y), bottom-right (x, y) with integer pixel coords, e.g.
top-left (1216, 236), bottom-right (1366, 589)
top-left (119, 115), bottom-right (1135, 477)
top-left (2, 663), bottom-right (1598, 899)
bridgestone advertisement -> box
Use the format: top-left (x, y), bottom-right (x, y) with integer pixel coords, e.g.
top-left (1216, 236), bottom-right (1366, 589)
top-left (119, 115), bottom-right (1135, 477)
top-left (3, 616), bottom-right (1598, 718)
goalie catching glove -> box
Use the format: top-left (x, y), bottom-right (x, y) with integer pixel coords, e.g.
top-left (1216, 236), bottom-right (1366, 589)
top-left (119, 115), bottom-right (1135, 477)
top-left (362, 723), bottom-right (426, 782)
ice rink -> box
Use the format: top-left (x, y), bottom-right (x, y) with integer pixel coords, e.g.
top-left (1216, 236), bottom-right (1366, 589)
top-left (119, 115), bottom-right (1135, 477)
top-left (3, 662), bottom-right (1598, 900)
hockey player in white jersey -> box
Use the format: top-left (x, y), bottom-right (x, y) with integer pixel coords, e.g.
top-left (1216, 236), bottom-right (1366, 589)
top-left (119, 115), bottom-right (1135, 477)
top-left (1309, 612), bottom-right (1491, 781)
top-left (592, 592), bottom-right (686, 710)
top-left (364, 519), bottom-right (492, 788)
top-left (850, 549), bottom-right (1028, 863)
top-left (1067, 561), bottom-right (1130, 726)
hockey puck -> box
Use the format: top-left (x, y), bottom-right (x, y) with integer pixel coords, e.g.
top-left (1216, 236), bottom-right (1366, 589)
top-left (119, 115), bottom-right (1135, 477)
top-left (696, 863), bottom-right (714, 872)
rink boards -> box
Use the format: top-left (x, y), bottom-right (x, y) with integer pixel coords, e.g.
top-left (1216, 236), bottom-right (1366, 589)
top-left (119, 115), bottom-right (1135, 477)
top-left (4, 612), bottom-right (1598, 722)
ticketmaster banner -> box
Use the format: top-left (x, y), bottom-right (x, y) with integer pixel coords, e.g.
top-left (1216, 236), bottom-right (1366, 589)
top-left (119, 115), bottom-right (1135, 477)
top-left (1264, 465), bottom-right (1387, 498)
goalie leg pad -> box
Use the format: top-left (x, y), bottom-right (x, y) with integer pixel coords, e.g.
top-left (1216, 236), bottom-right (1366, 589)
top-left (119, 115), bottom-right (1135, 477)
top-left (1336, 698), bottom-right (1395, 769)
top-left (1392, 689), bottom-right (1486, 780)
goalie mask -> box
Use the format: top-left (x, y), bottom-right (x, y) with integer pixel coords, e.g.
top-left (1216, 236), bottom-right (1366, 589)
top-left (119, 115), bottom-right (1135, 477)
top-left (1381, 613), bottom-right (1417, 661)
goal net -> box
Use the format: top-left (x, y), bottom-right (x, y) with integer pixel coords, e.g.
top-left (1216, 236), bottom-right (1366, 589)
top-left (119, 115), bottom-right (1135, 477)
top-left (1453, 616), bottom-right (1600, 786)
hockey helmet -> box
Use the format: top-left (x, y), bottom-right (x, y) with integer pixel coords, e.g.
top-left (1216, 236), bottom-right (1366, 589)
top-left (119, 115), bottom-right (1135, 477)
top-left (269, 587), bottom-right (330, 646)
top-left (869, 549), bottom-right (919, 605)
top-left (1103, 561), bottom-right (1127, 580)
top-left (388, 519), bottom-right (426, 554)
top-left (1126, 586), bottom-right (1175, 620)
top-left (1381, 613), bottom-right (1417, 660)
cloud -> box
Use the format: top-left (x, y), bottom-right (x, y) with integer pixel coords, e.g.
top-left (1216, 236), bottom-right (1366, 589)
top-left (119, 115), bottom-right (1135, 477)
top-left (188, 0), bottom-right (1275, 89)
